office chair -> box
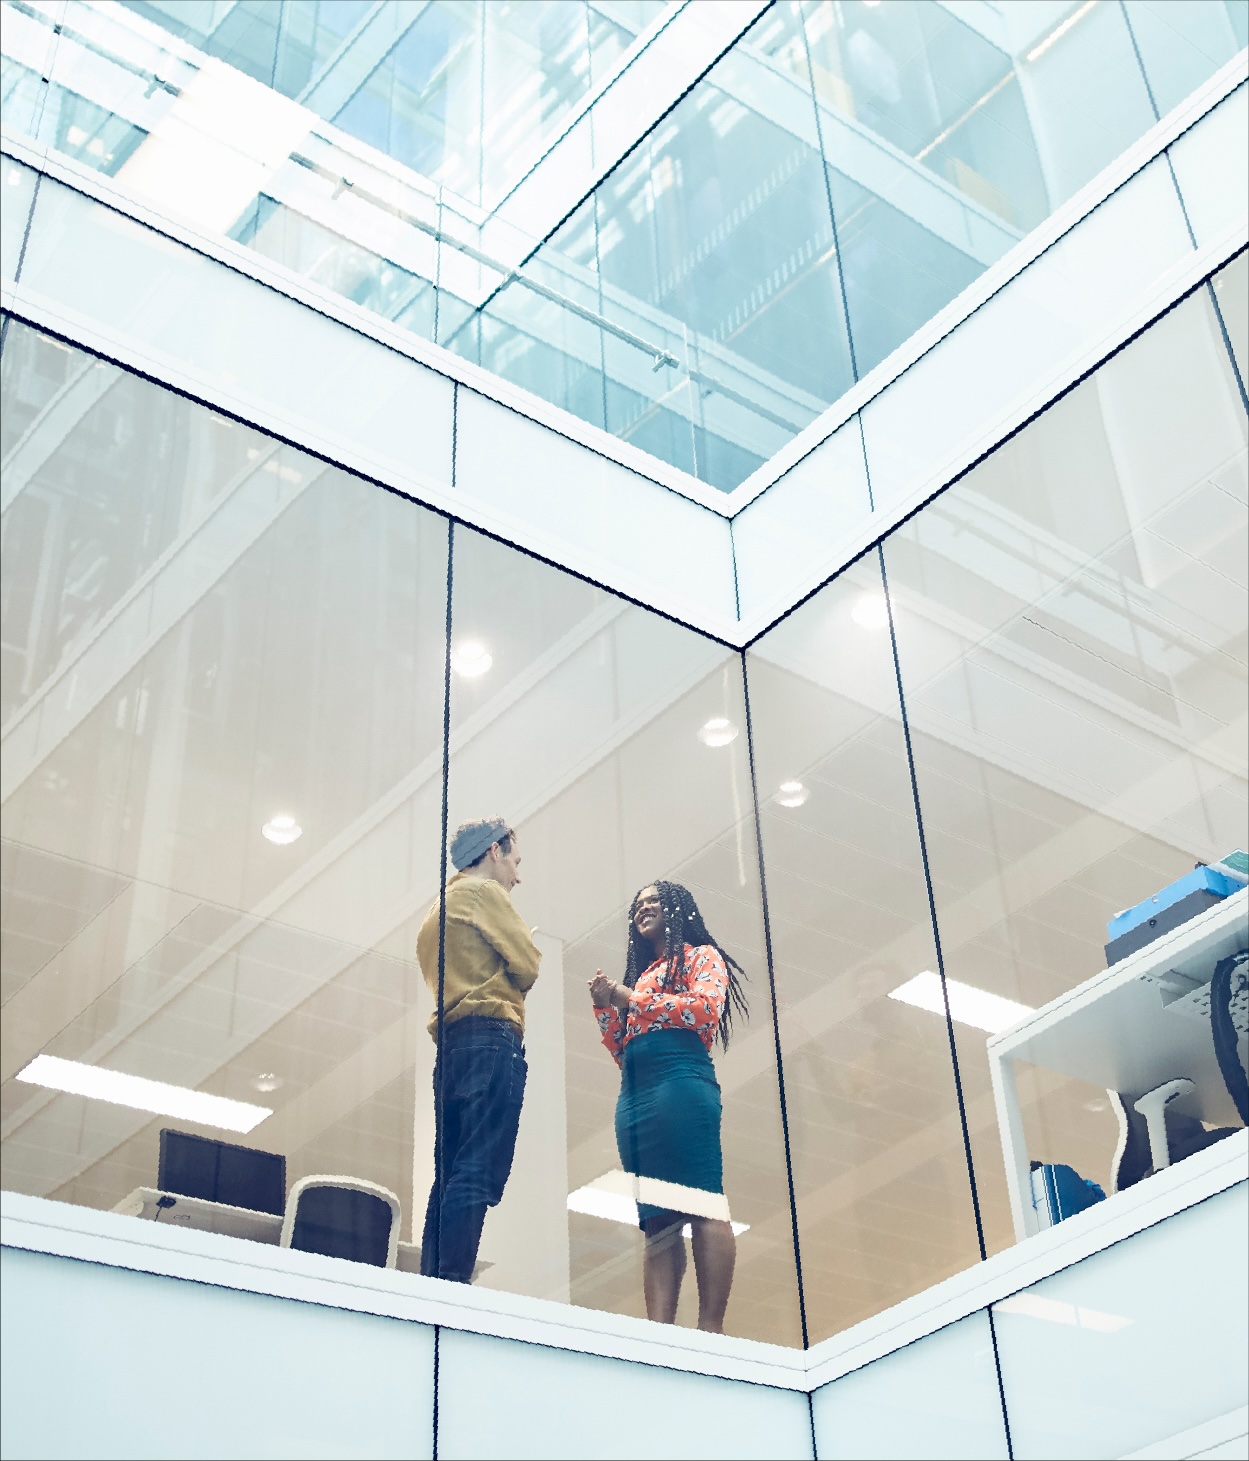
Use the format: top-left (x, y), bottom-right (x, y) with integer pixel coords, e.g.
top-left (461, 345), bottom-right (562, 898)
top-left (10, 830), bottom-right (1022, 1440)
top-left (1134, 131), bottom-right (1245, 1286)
top-left (279, 1176), bottom-right (401, 1268)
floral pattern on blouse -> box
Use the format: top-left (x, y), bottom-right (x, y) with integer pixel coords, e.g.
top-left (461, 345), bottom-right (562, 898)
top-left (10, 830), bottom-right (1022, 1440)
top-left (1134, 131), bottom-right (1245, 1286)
top-left (596, 943), bottom-right (728, 1067)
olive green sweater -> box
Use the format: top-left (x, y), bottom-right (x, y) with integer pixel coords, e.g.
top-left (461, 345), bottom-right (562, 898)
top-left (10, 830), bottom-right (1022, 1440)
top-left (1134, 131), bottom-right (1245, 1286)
top-left (416, 872), bottom-right (541, 1038)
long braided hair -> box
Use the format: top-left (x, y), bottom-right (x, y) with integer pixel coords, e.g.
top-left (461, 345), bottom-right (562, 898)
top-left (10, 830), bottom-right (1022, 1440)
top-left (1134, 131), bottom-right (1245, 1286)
top-left (622, 880), bottom-right (749, 1050)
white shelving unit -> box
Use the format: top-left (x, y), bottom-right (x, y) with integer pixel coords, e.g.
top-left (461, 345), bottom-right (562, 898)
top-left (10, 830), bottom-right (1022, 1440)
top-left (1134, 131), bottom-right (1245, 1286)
top-left (988, 888), bottom-right (1249, 1241)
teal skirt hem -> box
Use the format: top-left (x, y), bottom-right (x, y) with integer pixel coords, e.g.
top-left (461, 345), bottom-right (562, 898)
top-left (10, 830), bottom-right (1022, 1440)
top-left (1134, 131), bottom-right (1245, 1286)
top-left (614, 1029), bottom-right (723, 1228)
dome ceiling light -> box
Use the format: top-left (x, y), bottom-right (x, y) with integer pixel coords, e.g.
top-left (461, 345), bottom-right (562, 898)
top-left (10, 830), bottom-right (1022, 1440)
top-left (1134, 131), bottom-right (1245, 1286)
top-left (262, 815), bottom-right (302, 845)
top-left (451, 639), bottom-right (493, 677)
top-left (851, 593), bottom-right (890, 629)
top-left (776, 780), bottom-right (810, 808)
top-left (697, 716), bottom-right (739, 747)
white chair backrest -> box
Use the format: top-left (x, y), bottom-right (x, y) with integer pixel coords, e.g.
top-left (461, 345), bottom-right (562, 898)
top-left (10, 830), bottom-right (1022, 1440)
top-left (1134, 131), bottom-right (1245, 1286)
top-left (280, 1175), bottom-right (401, 1268)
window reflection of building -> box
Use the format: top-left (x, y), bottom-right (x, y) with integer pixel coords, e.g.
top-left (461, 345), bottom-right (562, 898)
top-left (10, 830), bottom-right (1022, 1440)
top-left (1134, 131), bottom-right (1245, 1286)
top-left (6, 0), bottom-right (1243, 489)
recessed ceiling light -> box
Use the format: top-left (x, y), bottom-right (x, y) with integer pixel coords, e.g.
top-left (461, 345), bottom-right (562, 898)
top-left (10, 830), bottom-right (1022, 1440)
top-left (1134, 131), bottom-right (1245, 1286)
top-left (697, 716), bottom-right (739, 747)
top-left (451, 640), bottom-right (493, 678)
top-left (7, 169), bottom-right (23, 186)
top-left (888, 970), bottom-right (1033, 1035)
top-left (851, 593), bottom-right (890, 629)
top-left (262, 815), bottom-right (301, 845)
top-left (776, 780), bottom-right (809, 808)
top-left (16, 1054), bottom-right (272, 1133)
top-left (252, 1072), bottom-right (284, 1093)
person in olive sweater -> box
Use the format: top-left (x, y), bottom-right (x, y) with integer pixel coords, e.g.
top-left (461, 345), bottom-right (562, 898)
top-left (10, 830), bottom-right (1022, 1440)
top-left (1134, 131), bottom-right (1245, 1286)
top-left (417, 817), bottom-right (541, 1282)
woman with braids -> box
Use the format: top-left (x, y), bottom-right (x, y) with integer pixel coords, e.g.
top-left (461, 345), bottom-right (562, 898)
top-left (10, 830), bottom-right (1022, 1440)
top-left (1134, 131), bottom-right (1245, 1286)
top-left (588, 880), bottom-right (748, 1333)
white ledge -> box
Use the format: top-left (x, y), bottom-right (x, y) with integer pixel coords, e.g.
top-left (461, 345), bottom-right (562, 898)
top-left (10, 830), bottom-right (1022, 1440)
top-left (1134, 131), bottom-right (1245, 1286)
top-left (3, 1131), bottom-right (1244, 1394)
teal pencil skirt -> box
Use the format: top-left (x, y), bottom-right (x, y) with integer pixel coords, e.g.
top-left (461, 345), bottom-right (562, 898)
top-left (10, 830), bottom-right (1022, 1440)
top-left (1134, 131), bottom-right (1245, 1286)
top-left (614, 1029), bottom-right (724, 1228)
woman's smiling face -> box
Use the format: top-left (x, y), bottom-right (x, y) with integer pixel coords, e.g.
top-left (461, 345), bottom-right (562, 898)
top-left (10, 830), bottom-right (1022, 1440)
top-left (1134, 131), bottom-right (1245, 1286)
top-left (633, 885), bottom-right (665, 948)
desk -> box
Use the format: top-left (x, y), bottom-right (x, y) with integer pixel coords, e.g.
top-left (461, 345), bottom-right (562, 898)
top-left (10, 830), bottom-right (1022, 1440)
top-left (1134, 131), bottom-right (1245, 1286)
top-left (987, 888), bottom-right (1248, 1242)
top-left (113, 1189), bottom-right (426, 1273)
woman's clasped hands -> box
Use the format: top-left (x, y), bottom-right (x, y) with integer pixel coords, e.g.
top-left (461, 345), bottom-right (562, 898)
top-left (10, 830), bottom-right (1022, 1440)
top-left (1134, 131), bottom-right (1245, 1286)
top-left (588, 970), bottom-right (631, 1010)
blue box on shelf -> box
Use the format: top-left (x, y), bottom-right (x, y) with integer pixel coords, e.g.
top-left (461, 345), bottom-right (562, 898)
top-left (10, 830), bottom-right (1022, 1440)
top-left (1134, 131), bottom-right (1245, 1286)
top-left (1029, 1162), bottom-right (1105, 1227)
top-left (1107, 865), bottom-right (1242, 942)
top-left (1104, 861), bottom-right (1244, 965)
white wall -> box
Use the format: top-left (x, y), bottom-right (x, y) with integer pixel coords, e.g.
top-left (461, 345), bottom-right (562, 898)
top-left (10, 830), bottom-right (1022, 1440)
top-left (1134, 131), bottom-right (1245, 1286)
top-left (0, 1246), bottom-right (436, 1460)
top-left (4, 1175), bottom-right (1245, 1460)
top-left (991, 1182), bottom-right (1249, 1460)
top-left (436, 1328), bottom-right (812, 1461)
top-left (811, 1311), bottom-right (1009, 1460)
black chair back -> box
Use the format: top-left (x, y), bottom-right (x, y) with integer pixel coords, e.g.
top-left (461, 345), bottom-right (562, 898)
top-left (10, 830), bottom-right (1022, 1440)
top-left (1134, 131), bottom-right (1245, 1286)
top-left (289, 1185), bottom-right (393, 1266)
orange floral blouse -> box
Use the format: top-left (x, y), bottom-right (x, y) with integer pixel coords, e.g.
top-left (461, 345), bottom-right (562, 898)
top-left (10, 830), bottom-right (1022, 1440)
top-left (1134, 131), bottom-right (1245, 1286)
top-left (595, 943), bottom-right (728, 1066)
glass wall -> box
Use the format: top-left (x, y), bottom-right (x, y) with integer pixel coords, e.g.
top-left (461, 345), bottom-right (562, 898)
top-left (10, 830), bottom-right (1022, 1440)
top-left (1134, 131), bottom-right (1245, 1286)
top-left (745, 554), bottom-right (986, 1343)
top-left (0, 310), bottom-right (807, 1346)
top-left (876, 260), bottom-right (1249, 1257)
top-left (2, 252), bottom-right (1245, 1351)
top-left (437, 528), bottom-right (803, 1343)
top-left (116, 0), bottom-right (666, 208)
top-left (2, 0), bottom-right (1245, 492)
top-left (0, 315), bottom-right (449, 1224)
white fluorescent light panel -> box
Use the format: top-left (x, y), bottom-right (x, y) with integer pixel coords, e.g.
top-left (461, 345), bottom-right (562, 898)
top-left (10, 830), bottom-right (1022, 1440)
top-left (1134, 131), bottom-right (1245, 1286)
top-left (16, 1055), bottom-right (272, 1133)
top-left (568, 1171), bottom-right (748, 1235)
top-left (888, 971), bottom-right (1033, 1034)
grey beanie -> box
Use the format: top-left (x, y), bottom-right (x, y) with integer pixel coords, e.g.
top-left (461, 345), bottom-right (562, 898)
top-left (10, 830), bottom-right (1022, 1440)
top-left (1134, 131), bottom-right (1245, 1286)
top-left (450, 817), bottom-right (511, 871)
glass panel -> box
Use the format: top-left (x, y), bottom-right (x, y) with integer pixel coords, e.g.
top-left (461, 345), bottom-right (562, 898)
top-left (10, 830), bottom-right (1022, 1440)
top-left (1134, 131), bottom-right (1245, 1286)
top-left (463, 1), bottom-right (856, 490)
top-left (1000, 0), bottom-right (1157, 202)
top-left (745, 553), bottom-right (985, 1343)
top-left (1123, 0), bottom-right (1248, 119)
top-left (425, 525), bottom-right (804, 1344)
top-left (880, 283), bottom-right (1248, 1258)
top-left (859, 158), bottom-right (1193, 519)
top-left (115, 0), bottom-right (663, 208)
top-left (2, 0), bottom-right (1238, 492)
top-left (1211, 254), bottom-right (1248, 388)
top-left (1, 319), bottom-right (449, 1263)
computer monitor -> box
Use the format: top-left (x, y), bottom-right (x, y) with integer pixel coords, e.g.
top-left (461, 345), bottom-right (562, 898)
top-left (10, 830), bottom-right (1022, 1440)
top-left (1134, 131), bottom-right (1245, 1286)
top-left (158, 1129), bottom-right (286, 1215)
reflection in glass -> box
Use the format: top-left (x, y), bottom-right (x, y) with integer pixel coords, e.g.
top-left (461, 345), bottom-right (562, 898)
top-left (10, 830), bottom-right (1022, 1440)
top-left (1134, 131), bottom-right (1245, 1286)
top-left (1, 318), bottom-right (448, 1255)
top-left (439, 526), bottom-right (804, 1343)
top-left (746, 554), bottom-right (985, 1342)
top-left (6, 0), bottom-right (1243, 492)
top-left (117, 0), bottom-right (664, 208)
top-left (880, 280), bottom-right (1248, 1255)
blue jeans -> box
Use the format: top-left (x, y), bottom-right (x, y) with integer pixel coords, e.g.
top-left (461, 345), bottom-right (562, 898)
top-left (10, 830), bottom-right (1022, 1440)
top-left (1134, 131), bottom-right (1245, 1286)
top-left (421, 1016), bottom-right (527, 1282)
